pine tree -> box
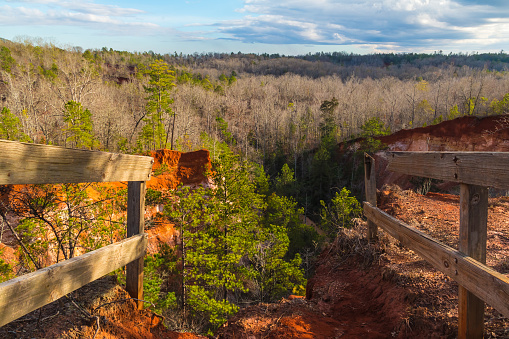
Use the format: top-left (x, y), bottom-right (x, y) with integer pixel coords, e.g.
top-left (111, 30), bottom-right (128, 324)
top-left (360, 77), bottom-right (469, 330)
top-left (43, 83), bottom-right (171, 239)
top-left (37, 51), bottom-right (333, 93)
top-left (320, 187), bottom-right (362, 235)
top-left (63, 101), bottom-right (97, 149)
top-left (168, 149), bottom-right (305, 331)
top-left (0, 46), bottom-right (15, 73)
top-left (0, 107), bottom-right (31, 142)
top-left (140, 60), bottom-right (176, 150)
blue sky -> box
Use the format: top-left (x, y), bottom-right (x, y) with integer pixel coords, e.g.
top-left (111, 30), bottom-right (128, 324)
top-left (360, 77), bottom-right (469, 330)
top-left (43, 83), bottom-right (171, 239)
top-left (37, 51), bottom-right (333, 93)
top-left (1, 0), bottom-right (508, 55)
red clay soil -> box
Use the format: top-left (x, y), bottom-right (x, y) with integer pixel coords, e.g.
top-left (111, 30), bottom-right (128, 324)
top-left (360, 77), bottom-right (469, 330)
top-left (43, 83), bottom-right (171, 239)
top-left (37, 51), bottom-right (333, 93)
top-left (5, 114), bottom-right (509, 339)
top-left (145, 149), bottom-right (212, 255)
top-left (147, 149), bottom-right (212, 191)
top-left (378, 187), bottom-right (509, 270)
top-left (14, 187), bottom-right (505, 339)
top-left (216, 187), bottom-right (509, 338)
top-left (146, 221), bottom-right (178, 254)
top-left (0, 149), bottom-right (212, 338)
top-left (216, 230), bottom-right (441, 339)
top-left (379, 114), bottom-right (509, 152)
top-left (218, 116), bottom-right (509, 339)
top-left (342, 114), bottom-right (509, 190)
top-left (378, 187), bottom-right (509, 338)
top-left (0, 275), bottom-right (206, 339)
top-left (0, 148), bottom-right (211, 260)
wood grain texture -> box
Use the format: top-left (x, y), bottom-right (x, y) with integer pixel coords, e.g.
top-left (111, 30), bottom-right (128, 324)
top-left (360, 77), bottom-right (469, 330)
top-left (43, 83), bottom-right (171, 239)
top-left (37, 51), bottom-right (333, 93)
top-left (387, 152), bottom-right (509, 189)
top-left (126, 181), bottom-right (146, 310)
top-left (364, 202), bottom-right (509, 319)
top-left (458, 184), bottom-right (488, 339)
top-left (364, 153), bottom-right (378, 242)
top-left (0, 140), bottom-right (153, 184)
top-left (0, 234), bottom-right (147, 327)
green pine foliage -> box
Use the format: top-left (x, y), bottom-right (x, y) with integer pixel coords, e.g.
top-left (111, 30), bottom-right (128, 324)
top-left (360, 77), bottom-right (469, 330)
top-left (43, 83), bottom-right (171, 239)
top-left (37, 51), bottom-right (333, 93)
top-left (320, 187), bottom-right (362, 236)
top-left (319, 97), bottom-right (339, 144)
top-left (250, 221), bottom-right (306, 302)
top-left (273, 163), bottom-right (298, 197)
top-left (140, 60), bottom-right (176, 150)
top-left (167, 148), bottom-right (306, 331)
top-left (262, 193), bottom-right (319, 261)
top-left (143, 247), bottom-right (178, 314)
top-left (0, 248), bottom-right (13, 283)
top-left (0, 107), bottom-right (31, 142)
top-left (38, 63), bottom-right (59, 81)
top-left (359, 117), bottom-right (391, 153)
top-left (215, 116), bottom-right (236, 146)
top-left (0, 46), bottom-right (15, 73)
top-left (63, 101), bottom-right (98, 149)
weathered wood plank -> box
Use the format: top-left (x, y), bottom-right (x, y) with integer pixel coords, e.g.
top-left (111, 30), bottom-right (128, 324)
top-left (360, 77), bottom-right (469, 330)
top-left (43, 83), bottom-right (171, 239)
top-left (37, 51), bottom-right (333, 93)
top-left (387, 152), bottom-right (509, 189)
top-left (126, 181), bottom-right (146, 310)
top-left (0, 140), bottom-right (153, 184)
top-left (364, 153), bottom-right (378, 242)
top-left (363, 202), bottom-right (509, 319)
top-left (0, 233), bottom-right (147, 327)
top-left (458, 184), bottom-right (488, 339)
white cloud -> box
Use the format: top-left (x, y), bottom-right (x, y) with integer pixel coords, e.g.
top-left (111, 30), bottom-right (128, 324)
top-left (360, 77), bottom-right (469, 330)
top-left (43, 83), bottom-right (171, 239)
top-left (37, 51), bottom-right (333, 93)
top-left (0, 1), bottom-right (163, 36)
top-left (198, 0), bottom-right (509, 51)
top-left (6, 0), bottom-right (144, 16)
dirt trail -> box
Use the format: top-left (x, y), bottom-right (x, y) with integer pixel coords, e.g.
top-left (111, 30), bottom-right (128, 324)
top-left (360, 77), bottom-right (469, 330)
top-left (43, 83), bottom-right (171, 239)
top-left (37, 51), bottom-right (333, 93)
top-left (216, 187), bottom-right (509, 338)
top-left (216, 228), bottom-right (439, 338)
top-left (218, 115), bottom-right (509, 338)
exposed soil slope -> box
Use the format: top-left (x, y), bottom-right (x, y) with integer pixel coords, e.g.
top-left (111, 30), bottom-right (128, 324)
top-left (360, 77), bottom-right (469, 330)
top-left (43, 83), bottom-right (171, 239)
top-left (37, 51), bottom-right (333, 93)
top-left (145, 149), bottom-right (211, 254)
top-left (217, 245), bottom-right (416, 339)
top-left (0, 275), bottom-right (206, 339)
top-left (0, 149), bottom-right (212, 338)
top-left (216, 187), bottom-right (509, 338)
top-left (379, 115), bottom-right (509, 153)
top-left (217, 115), bottom-right (509, 338)
top-left (147, 149), bottom-right (212, 191)
top-left (4, 115), bottom-right (509, 338)
top-left (349, 114), bottom-right (509, 190)
top-left (377, 187), bottom-right (509, 338)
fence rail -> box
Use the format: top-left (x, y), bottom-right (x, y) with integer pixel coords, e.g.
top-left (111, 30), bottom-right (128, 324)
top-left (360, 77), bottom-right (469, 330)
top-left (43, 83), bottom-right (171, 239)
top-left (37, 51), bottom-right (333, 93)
top-left (0, 141), bottom-right (153, 327)
top-left (387, 151), bottom-right (509, 189)
top-left (364, 152), bottom-right (509, 339)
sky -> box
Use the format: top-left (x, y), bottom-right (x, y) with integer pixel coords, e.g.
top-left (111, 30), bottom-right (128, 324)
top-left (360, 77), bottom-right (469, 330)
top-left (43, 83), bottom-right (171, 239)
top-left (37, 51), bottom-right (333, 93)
top-left (1, 0), bottom-right (509, 55)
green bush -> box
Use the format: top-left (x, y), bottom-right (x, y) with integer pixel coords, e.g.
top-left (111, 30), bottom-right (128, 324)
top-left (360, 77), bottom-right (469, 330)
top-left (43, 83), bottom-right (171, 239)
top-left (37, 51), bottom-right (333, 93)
top-left (320, 187), bottom-right (362, 236)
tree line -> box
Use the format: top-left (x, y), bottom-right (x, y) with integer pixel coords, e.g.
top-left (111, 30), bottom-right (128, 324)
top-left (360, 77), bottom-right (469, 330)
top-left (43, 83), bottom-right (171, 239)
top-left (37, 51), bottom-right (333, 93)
top-left (2, 36), bottom-right (509, 225)
top-left (1, 38), bottom-right (509, 166)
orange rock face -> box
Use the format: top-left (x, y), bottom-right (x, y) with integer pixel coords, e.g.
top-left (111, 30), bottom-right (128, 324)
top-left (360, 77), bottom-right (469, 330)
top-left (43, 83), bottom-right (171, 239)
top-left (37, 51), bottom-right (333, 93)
top-left (379, 115), bottom-right (509, 152)
top-left (353, 114), bottom-right (509, 190)
top-left (0, 149), bottom-right (212, 270)
top-left (147, 149), bottom-right (212, 191)
top-left (145, 149), bottom-right (212, 253)
top-left (0, 243), bottom-right (17, 265)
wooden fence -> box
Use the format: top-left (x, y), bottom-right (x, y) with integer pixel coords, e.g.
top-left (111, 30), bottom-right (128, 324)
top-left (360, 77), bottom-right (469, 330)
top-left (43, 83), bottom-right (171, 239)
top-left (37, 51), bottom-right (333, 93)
top-left (0, 140), bottom-right (153, 327)
top-left (364, 152), bottom-right (509, 339)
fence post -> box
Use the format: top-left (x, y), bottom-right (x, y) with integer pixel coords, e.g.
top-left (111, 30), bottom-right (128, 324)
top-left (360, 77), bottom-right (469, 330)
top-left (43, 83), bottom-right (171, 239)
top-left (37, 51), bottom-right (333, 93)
top-left (458, 184), bottom-right (488, 339)
top-left (364, 153), bottom-right (377, 242)
top-left (126, 181), bottom-right (146, 310)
